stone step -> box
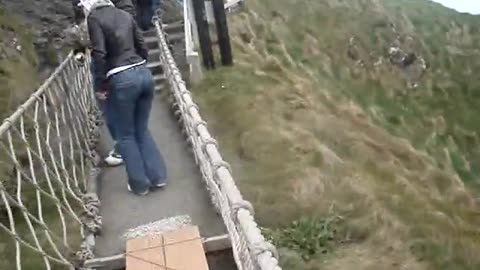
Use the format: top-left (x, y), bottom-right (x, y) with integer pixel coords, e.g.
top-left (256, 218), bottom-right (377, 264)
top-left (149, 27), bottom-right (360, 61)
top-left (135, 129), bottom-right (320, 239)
top-left (141, 20), bottom-right (184, 36)
top-left (145, 32), bottom-right (184, 44)
top-left (145, 36), bottom-right (158, 44)
top-left (155, 82), bottom-right (166, 92)
top-left (166, 32), bottom-right (184, 43)
top-left (148, 48), bottom-right (161, 55)
top-left (147, 61), bottom-right (163, 75)
top-left (163, 20), bottom-right (184, 32)
top-left (153, 74), bottom-right (166, 82)
top-left (147, 61), bottom-right (162, 69)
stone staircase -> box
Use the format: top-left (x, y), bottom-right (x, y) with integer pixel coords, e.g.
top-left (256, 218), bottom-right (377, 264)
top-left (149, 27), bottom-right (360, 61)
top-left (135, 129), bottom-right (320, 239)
top-left (143, 19), bottom-right (186, 92)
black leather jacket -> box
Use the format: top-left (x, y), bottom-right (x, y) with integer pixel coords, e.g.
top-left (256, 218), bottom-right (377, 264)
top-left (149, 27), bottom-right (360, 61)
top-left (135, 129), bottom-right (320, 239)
top-left (88, 5), bottom-right (148, 91)
top-left (72, 0), bottom-right (136, 24)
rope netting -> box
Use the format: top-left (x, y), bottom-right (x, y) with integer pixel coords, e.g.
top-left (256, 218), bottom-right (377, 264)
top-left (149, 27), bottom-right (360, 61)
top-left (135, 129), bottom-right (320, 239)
top-left (0, 53), bottom-right (102, 270)
top-left (153, 17), bottom-right (282, 270)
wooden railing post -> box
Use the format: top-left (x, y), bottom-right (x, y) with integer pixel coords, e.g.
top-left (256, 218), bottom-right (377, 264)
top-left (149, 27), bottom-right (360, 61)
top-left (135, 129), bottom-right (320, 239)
top-left (192, 0), bottom-right (215, 69)
top-left (212, 0), bottom-right (233, 66)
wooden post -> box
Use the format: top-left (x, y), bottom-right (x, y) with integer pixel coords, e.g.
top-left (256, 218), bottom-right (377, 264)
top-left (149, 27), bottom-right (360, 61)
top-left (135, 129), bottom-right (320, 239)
top-left (212, 0), bottom-right (233, 66)
top-left (192, 0), bottom-right (215, 69)
top-left (204, 1), bottom-right (215, 25)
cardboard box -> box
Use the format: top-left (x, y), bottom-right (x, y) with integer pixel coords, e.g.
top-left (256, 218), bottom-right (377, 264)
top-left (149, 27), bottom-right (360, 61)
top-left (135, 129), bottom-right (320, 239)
top-left (126, 226), bottom-right (209, 270)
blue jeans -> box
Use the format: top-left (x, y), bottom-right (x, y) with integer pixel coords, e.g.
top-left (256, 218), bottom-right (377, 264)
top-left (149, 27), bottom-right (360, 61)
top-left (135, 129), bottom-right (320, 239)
top-left (152, 0), bottom-right (161, 14)
top-left (108, 65), bottom-right (167, 193)
top-left (136, 1), bottom-right (155, 30)
top-left (90, 61), bottom-right (117, 143)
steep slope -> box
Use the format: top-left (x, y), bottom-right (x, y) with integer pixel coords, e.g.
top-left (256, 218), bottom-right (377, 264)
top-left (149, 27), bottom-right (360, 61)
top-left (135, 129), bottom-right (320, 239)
top-left (193, 0), bottom-right (480, 269)
top-left (0, 0), bottom-right (73, 68)
top-left (0, 0), bottom-right (74, 118)
top-left (0, 7), bottom-right (38, 119)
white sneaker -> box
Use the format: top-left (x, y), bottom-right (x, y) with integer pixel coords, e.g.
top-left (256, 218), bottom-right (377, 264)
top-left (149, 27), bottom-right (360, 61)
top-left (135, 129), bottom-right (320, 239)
top-left (104, 150), bottom-right (123, 166)
top-left (127, 184), bottom-right (149, 196)
top-left (154, 183), bottom-right (167, 188)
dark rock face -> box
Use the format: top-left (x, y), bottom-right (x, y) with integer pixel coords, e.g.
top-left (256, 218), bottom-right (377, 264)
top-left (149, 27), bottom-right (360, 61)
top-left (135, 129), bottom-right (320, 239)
top-left (0, 0), bottom-right (74, 72)
top-left (0, 0), bottom-right (73, 42)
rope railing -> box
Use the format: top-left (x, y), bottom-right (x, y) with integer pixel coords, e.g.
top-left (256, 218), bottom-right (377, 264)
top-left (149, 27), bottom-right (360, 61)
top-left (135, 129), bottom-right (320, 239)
top-left (153, 18), bottom-right (282, 270)
top-left (0, 52), bottom-right (102, 270)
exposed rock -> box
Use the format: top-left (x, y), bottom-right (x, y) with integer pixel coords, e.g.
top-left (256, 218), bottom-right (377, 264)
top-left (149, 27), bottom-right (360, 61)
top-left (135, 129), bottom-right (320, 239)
top-left (0, 0), bottom-right (74, 69)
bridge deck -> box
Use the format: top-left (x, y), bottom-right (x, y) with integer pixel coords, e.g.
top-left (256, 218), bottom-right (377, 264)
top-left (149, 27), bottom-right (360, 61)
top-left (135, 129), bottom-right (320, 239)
top-left (95, 92), bottom-right (226, 257)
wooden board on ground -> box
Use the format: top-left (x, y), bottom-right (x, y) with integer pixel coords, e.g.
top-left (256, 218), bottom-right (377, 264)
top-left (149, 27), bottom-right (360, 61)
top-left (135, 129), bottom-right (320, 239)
top-left (126, 226), bottom-right (210, 270)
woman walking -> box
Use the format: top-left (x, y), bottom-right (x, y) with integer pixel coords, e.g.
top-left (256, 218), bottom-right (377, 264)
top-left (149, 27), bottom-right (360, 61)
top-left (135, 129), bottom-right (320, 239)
top-left (71, 0), bottom-right (137, 167)
top-left (136, 0), bottom-right (154, 30)
top-left (79, 0), bottom-right (167, 195)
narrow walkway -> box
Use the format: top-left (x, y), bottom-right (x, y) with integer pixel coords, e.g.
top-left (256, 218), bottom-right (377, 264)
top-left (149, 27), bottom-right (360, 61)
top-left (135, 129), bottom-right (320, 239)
top-left (95, 93), bottom-right (226, 257)
top-left (94, 24), bottom-right (226, 257)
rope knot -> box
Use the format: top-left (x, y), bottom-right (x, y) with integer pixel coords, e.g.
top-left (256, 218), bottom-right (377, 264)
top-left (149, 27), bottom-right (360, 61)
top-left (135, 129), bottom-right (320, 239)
top-left (231, 200), bottom-right (254, 216)
top-left (251, 241), bottom-right (280, 260)
top-left (194, 120), bottom-right (208, 131)
top-left (212, 160), bottom-right (232, 173)
top-left (186, 103), bottom-right (199, 113)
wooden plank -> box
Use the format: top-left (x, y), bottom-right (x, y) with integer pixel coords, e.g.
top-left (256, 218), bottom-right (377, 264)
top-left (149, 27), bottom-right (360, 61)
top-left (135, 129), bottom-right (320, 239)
top-left (127, 234), bottom-right (165, 270)
top-left (84, 234), bottom-right (231, 269)
top-left (126, 226), bottom-right (209, 270)
top-left (162, 226), bottom-right (200, 245)
top-left (163, 226), bottom-right (209, 270)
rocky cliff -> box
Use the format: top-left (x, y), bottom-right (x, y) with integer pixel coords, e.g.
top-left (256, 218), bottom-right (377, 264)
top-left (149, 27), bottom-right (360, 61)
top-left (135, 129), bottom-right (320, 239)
top-left (0, 0), bottom-right (75, 119)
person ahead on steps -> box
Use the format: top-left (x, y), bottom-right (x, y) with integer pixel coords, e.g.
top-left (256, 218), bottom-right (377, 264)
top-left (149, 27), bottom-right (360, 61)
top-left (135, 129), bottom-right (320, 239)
top-left (135, 0), bottom-right (154, 31)
top-left (79, 0), bottom-right (168, 196)
top-left (135, 0), bottom-right (162, 31)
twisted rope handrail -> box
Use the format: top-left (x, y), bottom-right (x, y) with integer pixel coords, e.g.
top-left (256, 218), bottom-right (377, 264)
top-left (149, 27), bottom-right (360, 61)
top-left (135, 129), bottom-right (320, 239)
top-left (153, 17), bottom-right (282, 270)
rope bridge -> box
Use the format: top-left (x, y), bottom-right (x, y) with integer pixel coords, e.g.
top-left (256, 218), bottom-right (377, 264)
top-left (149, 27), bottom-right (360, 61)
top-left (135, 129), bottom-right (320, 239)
top-left (0, 9), bottom-right (281, 270)
top-left (0, 53), bottom-right (101, 269)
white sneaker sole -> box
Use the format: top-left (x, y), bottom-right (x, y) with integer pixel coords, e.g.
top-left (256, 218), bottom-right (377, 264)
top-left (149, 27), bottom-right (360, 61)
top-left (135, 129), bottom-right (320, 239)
top-left (127, 185), bottom-right (149, 196)
top-left (104, 155), bottom-right (123, 167)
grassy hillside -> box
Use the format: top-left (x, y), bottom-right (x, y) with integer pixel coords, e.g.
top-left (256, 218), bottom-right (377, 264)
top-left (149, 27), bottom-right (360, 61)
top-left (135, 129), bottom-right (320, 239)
top-left (193, 0), bottom-right (480, 269)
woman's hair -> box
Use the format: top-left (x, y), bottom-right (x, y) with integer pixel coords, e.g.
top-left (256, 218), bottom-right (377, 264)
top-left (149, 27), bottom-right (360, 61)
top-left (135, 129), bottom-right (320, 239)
top-left (78, 0), bottom-right (114, 16)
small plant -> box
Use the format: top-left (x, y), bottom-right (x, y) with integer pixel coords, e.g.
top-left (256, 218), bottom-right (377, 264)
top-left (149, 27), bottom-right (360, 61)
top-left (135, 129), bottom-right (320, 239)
top-left (262, 215), bottom-right (340, 261)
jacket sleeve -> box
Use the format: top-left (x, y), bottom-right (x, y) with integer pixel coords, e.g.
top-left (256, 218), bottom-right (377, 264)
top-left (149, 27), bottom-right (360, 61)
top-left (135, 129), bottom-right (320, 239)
top-left (132, 18), bottom-right (149, 61)
top-left (71, 0), bottom-right (85, 24)
top-left (87, 16), bottom-right (108, 92)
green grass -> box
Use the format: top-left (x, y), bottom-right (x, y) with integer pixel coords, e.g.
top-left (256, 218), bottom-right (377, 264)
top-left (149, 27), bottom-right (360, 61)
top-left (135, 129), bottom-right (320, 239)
top-left (262, 215), bottom-right (340, 261)
top-left (193, 0), bottom-right (480, 269)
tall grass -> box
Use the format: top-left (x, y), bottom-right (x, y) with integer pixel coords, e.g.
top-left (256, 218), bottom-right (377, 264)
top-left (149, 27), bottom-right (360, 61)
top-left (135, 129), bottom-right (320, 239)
top-left (193, 0), bottom-right (480, 269)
